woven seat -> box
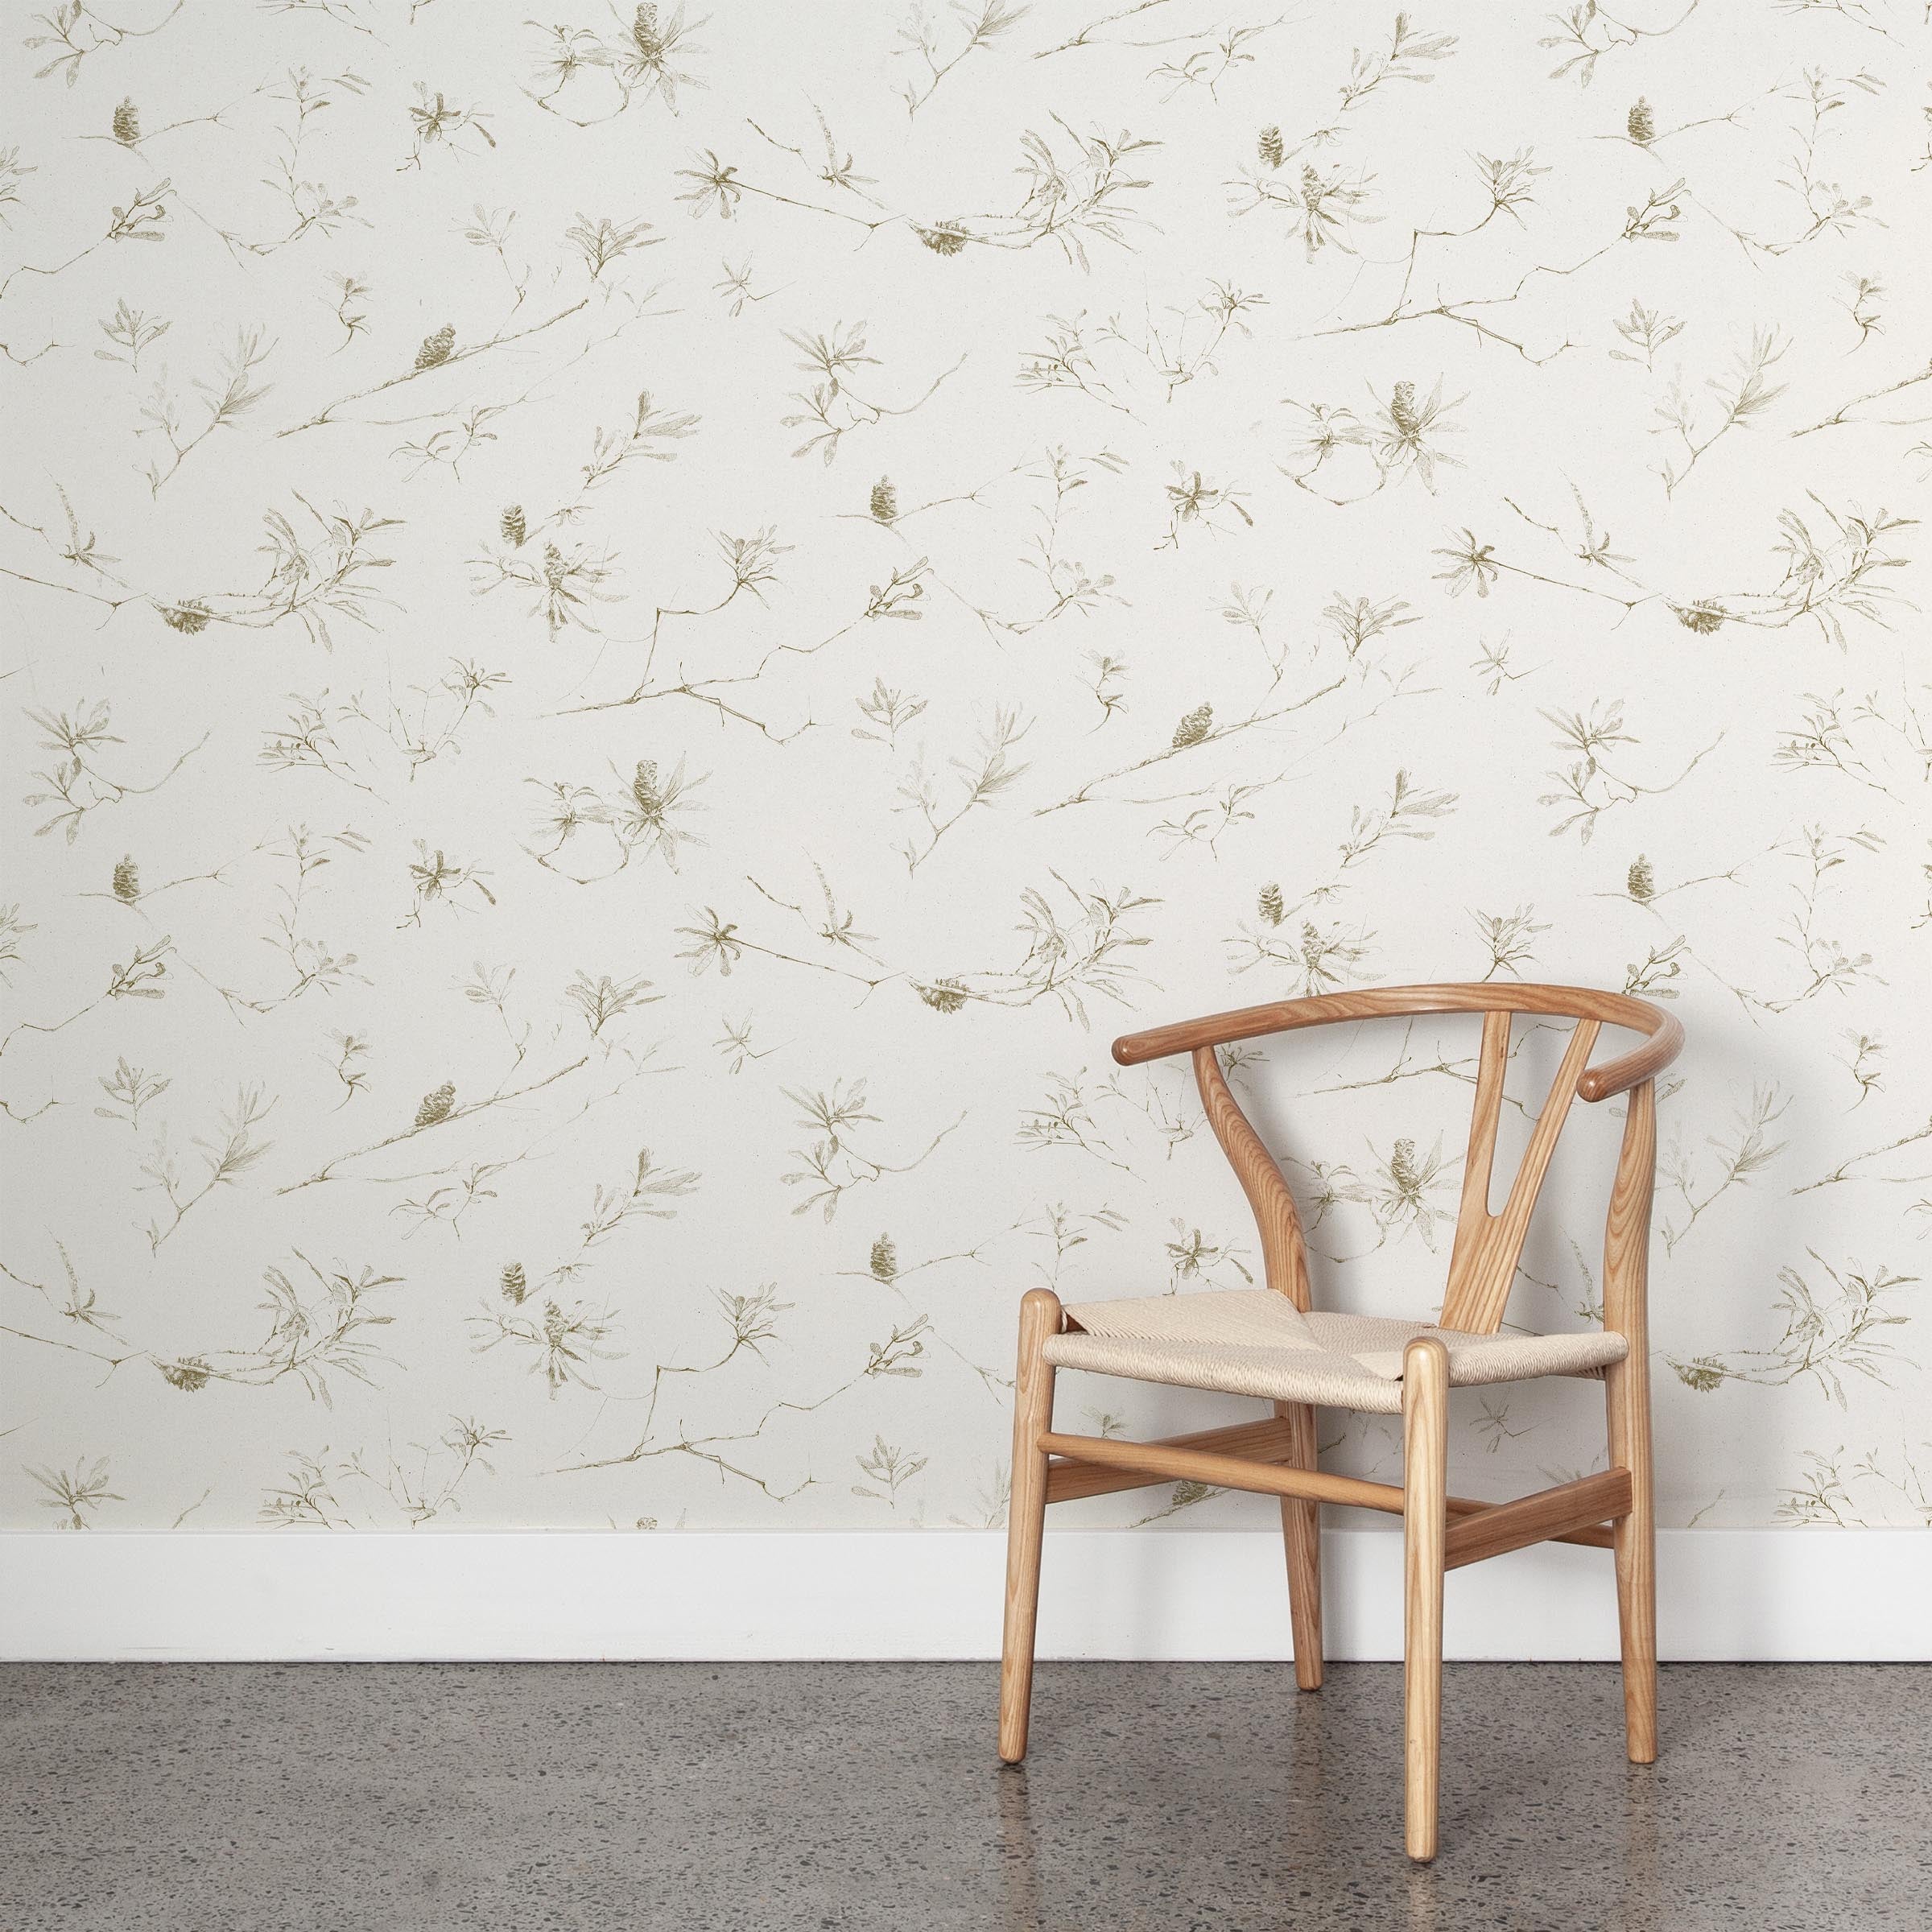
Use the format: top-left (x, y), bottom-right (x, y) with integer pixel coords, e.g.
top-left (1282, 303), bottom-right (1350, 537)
top-left (1045, 1289), bottom-right (1626, 1414)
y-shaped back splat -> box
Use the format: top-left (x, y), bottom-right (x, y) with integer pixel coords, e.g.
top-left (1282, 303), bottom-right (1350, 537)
top-left (1191, 1046), bottom-right (1311, 1310)
top-left (1439, 1012), bottom-right (1600, 1335)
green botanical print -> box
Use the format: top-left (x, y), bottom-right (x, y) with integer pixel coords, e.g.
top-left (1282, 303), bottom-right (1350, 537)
top-left (1, 2), bottom-right (1926, 1533)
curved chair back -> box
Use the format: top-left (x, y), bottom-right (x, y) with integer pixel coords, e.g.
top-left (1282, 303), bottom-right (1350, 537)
top-left (1110, 985), bottom-right (1683, 1334)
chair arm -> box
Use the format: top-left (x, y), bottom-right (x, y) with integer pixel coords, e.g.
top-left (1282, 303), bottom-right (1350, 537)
top-left (1576, 1009), bottom-right (1683, 1101)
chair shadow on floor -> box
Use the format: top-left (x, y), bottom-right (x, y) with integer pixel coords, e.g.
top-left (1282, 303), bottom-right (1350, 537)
top-left (993, 1664), bottom-right (1668, 1932)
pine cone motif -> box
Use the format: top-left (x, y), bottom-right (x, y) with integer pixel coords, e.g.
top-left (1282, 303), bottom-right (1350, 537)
top-left (501, 505), bottom-right (526, 547)
top-left (1170, 703), bottom-right (1214, 749)
top-left (1257, 882), bottom-right (1285, 927)
top-left (916, 979), bottom-right (967, 1013)
top-left (918, 222), bottom-right (968, 257)
top-left (500, 1261), bottom-right (528, 1305)
top-left (869, 1235), bottom-right (898, 1283)
top-left (1388, 381), bottom-right (1420, 436)
top-left (869, 478), bottom-right (898, 524)
top-left (159, 600), bottom-right (211, 634)
top-left (112, 856), bottom-right (140, 903)
top-left (1257, 126), bottom-right (1284, 169)
top-left (1626, 856), bottom-right (1657, 905)
top-left (1674, 1357), bottom-right (1725, 1393)
top-left (1678, 601), bottom-right (1727, 634)
top-left (112, 98), bottom-right (140, 146)
top-left (1389, 1138), bottom-right (1421, 1191)
top-left (414, 1081), bottom-right (456, 1128)
top-left (1627, 98), bottom-right (1655, 147)
top-left (160, 1356), bottom-right (210, 1392)
top-left (632, 760), bottom-right (663, 821)
top-left (415, 324), bottom-right (456, 371)
top-left (633, 3), bottom-right (663, 56)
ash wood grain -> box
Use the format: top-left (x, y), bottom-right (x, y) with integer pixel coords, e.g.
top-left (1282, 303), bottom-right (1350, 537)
top-left (1274, 1398), bottom-right (1325, 1690)
top-left (1448, 1492), bottom-right (1615, 1550)
top-left (1402, 1336), bottom-right (1449, 1864)
top-left (1036, 1430), bottom-right (1408, 1513)
top-left (1439, 1017), bottom-right (1600, 1335)
top-left (1442, 1469), bottom-right (1632, 1571)
top-left (1111, 982), bottom-right (1682, 1102)
top-left (1191, 1045), bottom-right (1312, 1307)
top-left (1042, 1424), bottom-right (1620, 1544)
top-left (997, 1287), bottom-right (1059, 1765)
top-left (1605, 1079), bottom-right (1660, 1764)
top-left (1042, 1415), bottom-right (1295, 1504)
top-left (1448, 1007), bottom-right (1512, 1269)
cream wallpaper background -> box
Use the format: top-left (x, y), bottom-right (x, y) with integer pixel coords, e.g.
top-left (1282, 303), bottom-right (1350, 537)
top-left (2, 0), bottom-right (1928, 1535)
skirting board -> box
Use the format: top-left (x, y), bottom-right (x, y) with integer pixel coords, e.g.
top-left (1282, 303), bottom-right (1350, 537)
top-left (5, 1527), bottom-right (1926, 1663)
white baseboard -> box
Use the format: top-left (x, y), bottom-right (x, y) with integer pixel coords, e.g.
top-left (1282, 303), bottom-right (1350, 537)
top-left (5, 1528), bottom-right (1926, 1663)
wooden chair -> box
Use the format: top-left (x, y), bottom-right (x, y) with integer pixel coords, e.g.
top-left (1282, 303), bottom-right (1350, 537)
top-left (996, 984), bottom-right (1683, 1862)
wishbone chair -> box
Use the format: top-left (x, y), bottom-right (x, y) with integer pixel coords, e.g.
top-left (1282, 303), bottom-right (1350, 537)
top-left (994, 983), bottom-right (1683, 1862)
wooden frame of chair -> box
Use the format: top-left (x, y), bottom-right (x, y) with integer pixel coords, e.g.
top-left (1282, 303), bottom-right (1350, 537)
top-left (996, 982), bottom-right (1682, 1863)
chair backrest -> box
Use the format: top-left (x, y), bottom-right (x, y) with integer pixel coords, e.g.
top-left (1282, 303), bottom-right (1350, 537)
top-left (1112, 985), bottom-right (1683, 1335)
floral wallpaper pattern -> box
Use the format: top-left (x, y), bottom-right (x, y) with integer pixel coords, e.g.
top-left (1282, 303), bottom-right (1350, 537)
top-left (2, 0), bottom-right (1927, 1534)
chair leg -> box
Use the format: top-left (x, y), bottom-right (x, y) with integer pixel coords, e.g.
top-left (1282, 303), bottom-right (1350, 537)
top-left (1273, 1398), bottom-right (1324, 1690)
top-left (1402, 1336), bottom-right (1449, 1864)
top-left (998, 1288), bottom-right (1061, 1764)
top-left (1605, 1076), bottom-right (1659, 1765)
top-left (1607, 1352), bottom-right (1657, 1764)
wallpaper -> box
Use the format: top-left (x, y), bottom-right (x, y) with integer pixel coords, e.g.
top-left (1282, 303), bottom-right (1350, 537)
top-left (2, 0), bottom-right (1927, 1536)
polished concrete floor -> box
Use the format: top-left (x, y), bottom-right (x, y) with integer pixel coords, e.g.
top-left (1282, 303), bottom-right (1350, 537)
top-left (2, 1662), bottom-right (1926, 1930)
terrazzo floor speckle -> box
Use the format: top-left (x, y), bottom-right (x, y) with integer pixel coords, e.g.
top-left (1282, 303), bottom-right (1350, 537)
top-left (3, 1662), bottom-right (1926, 1931)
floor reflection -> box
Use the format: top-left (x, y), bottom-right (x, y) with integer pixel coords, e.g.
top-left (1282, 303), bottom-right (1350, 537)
top-left (982, 1665), bottom-right (1805, 1932)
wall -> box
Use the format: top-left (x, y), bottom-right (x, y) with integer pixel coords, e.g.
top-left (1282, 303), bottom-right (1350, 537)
top-left (2, 0), bottom-right (1928, 1549)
